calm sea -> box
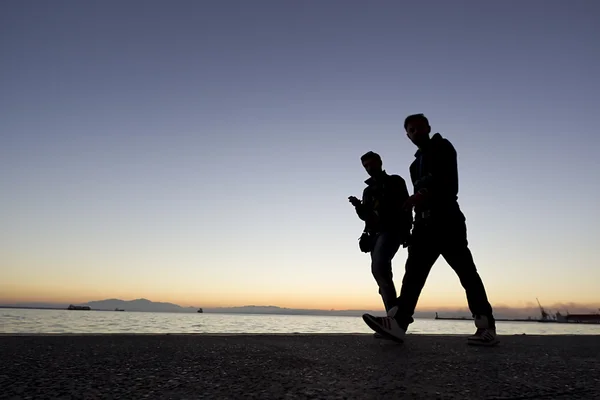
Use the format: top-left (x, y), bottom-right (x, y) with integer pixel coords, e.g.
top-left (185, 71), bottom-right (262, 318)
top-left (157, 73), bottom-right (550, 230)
top-left (2, 308), bottom-right (600, 335)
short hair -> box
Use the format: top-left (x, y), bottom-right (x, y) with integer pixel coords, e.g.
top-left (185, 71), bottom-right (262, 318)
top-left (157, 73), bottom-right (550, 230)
top-left (404, 113), bottom-right (429, 129)
top-left (360, 151), bottom-right (381, 163)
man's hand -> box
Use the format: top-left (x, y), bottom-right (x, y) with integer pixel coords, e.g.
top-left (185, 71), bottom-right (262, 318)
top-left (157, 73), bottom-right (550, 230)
top-left (402, 190), bottom-right (427, 211)
top-left (401, 234), bottom-right (412, 248)
top-left (348, 196), bottom-right (361, 207)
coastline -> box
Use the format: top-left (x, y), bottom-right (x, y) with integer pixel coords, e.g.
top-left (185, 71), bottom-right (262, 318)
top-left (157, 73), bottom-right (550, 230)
top-left (1, 332), bottom-right (599, 337)
top-left (1, 334), bottom-right (598, 399)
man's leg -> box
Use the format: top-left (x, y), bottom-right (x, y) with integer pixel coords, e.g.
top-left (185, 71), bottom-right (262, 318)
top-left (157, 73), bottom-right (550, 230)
top-left (362, 224), bottom-right (440, 342)
top-left (392, 232), bottom-right (440, 330)
top-left (370, 232), bottom-right (402, 313)
top-left (441, 220), bottom-right (498, 346)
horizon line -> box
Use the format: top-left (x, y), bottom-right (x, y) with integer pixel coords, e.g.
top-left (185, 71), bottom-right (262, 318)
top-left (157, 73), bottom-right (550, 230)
top-left (2, 298), bottom-right (599, 312)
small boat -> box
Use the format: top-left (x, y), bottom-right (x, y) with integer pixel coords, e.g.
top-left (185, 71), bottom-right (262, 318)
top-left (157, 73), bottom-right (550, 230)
top-left (67, 304), bottom-right (91, 311)
top-left (197, 308), bottom-right (203, 313)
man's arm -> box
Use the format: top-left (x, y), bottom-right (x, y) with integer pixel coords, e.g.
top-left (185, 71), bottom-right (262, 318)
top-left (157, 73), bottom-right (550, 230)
top-left (392, 175), bottom-right (411, 205)
top-left (410, 140), bottom-right (459, 204)
top-left (355, 188), bottom-right (378, 223)
top-left (421, 139), bottom-right (458, 200)
top-left (390, 175), bottom-right (413, 236)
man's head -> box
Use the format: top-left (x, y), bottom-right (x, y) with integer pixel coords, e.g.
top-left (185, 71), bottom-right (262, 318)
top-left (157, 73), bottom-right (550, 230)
top-left (360, 151), bottom-right (383, 177)
top-left (404, 113), bottom-right (431, 147)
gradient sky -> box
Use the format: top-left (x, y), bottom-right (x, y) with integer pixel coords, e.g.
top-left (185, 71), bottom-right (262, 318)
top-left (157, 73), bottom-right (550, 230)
top-left (2, 0), bottom-right (599, 311)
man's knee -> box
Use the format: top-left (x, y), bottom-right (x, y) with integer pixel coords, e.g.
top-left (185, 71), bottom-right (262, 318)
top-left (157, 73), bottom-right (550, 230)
top-left (401, 251), bottom-right (432, 287)
top-left (371, 255), bottom-right (393, 283)
top-left (401, 263), bottom-right (426, 288)
top-left (402, 233), bottom-right (440, 279)
top-left (444, 246), bottom-right (479, 277)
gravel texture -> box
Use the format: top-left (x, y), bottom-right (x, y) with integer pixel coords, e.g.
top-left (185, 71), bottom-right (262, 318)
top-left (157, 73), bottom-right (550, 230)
top-left (0, 334), bottom-right (599, 400)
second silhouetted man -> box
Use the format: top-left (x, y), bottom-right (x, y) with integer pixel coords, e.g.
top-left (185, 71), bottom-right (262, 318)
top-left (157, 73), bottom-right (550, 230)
top-left (349, 151), bottom-right (412, 315)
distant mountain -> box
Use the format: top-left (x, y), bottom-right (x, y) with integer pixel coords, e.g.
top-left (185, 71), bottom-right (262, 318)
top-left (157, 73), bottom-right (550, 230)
top-left (200, 305), bottom-right (395, 317)
top-left (3, 299), bottom-right (597, 319)
top-left (83, 298), bottom-right (197, 313)
top-left (81, 301), bottom-right (386, 316)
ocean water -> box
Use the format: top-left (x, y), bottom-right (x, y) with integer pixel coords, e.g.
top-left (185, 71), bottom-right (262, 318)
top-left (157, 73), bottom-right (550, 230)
top-left (1, 308), bottom-right (600, 335)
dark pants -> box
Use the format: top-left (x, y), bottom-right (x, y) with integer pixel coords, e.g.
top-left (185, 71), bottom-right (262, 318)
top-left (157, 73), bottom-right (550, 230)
top-left (370, 232), bottom-right (404, 312)
top-left (394, 213), bottom-right (495, 329)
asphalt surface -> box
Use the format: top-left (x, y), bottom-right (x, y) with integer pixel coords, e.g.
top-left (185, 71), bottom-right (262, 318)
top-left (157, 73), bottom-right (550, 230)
top-left (0, 334), bottom-right (599, 400)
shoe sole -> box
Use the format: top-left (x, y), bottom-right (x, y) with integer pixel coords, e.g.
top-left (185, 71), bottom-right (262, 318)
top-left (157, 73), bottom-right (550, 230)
top-left (362, 315), bottom-right (404, 344)
top-left (467, 339), bottom-right (500, 347)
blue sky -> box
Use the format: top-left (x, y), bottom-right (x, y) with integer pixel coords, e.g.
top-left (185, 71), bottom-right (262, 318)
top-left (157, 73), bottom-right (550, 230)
top-left (1, 0), bottom-right (599, 311)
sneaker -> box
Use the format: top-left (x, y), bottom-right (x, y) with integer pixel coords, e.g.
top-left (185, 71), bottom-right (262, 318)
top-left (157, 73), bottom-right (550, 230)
top-left (362, 306), bottom-right (406, 343)
top-left (467, 328), bottom-right (499, 346)
top-left (468, 316), bottom-right (499, 346)
top-left (373, 332), bottom-right (389, 339)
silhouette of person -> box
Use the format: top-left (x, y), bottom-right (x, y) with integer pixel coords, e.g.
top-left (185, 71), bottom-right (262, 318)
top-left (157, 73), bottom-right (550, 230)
top-left (349, 151), bottom-right (412, 327)
top-left (362, 114), bottom-right (499, 346)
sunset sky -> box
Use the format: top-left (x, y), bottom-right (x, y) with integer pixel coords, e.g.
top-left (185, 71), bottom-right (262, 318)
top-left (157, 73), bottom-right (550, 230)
top-left (2, 1), bottom-right (599, 312)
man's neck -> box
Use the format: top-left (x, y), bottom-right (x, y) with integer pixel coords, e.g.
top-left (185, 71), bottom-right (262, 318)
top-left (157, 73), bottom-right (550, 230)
top-left (417, 136), bottom-right (431, 150)
top-left (372, 170), bottom-right (386, 181)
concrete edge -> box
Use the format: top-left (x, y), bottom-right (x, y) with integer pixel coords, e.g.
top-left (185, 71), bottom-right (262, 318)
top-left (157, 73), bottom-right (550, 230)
top-left (0, 333), bottom-right (596, 337)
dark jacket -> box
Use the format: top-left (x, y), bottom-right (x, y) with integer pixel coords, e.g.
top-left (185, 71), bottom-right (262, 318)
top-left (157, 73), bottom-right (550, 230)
top-left (355, 171), bottom-right (412, 236)
top-left (409, 133), bottom-right (463, 221)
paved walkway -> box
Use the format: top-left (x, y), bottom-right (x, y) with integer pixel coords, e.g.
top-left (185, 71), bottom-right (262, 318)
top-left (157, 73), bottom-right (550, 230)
top-left (1, 334), bottom-right (599, 399)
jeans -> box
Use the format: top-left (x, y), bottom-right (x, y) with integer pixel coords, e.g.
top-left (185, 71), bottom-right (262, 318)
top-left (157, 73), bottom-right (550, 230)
top-left (370, 232), bottom-right (404, 312)
top-left (394, 214), bottom-right (495, 329)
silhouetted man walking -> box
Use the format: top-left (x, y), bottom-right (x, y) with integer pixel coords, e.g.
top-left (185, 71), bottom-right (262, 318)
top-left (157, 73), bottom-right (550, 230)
top-left (349, 151), bottom-right (412, 319)
top-left (362, 114), bottom-right (499, 346)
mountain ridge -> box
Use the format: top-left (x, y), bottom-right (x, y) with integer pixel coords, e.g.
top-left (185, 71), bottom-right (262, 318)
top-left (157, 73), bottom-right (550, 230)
top-left (2, 298), bottom-right (598, 319)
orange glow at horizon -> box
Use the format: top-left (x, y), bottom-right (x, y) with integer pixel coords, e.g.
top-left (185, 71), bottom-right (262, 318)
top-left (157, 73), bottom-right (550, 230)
top-left (3, 283), bottom-right (597, 312)
top-left (0, 283), bottom-right (466, 310)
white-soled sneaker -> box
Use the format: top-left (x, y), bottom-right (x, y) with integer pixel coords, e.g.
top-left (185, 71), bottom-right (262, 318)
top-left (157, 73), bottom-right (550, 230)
top-left (362, 306), bottom-right (406, 343)
top-left (468, 316), bottom-right (499, 346)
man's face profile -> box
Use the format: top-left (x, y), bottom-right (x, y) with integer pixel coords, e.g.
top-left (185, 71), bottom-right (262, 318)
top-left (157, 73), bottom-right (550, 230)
top-left (362, 157), bottom-right (381, 177)
top-left (406, 121), bottom-right (430, 146)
